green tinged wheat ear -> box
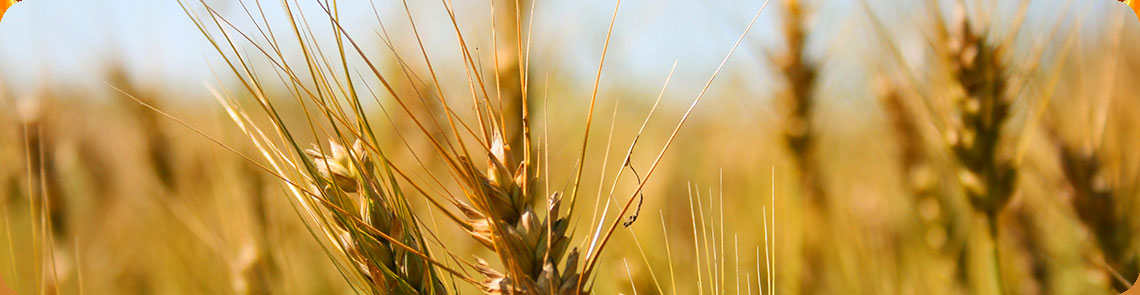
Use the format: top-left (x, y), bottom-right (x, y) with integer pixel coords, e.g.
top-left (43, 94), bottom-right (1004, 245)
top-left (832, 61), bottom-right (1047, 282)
top-left (304, 139), bottom-right (447, 294)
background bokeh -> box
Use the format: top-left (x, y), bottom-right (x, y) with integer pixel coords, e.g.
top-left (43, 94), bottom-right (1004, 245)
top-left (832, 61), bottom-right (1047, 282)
top-left (2, 0), bottom-right (1139, 294)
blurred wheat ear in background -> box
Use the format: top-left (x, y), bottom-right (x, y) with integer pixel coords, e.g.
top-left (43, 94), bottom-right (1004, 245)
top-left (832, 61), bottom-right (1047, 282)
top-left (943, 4), bottom-right (1019, 293)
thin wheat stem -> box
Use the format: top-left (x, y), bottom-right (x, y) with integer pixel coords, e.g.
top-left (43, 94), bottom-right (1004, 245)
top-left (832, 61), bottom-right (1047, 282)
top-left (735, 234), bottom-right (741, 295)
top-left (747, 274), bottom-right (753, 295)
top-left (718, 177), bottom-right (726, 294)
top-left (23, 120), bottom-right (40, 295)
top-left (589, 100), bottom-right (622, 240)
top-left (661, 213), bottom-right (677, 295)
top-left (769, 165), bottom-right (775, 295)
top-left (73, 236), bottom-right (82, 295)
top-left (589, 60), bottom-right (676, 240)
top-left (697, 186), bottom-right (713, 293)
top-left (568, 0), bottom-right (622, 220)
top-left (988, 215), bottom-right (1004, 295)
top-left (580, 1), bottom-right (769, 281)
top-left (688, 183), bottom-right (704, 294)
top-left (763, 209), bottom-right (771, 295)
top-left (3, 183), bottom-right (17, 292)
top-left (624, 258), bottom-right (639, 295)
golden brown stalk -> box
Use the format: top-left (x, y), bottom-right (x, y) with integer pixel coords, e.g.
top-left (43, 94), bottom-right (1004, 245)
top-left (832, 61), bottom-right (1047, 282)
top-left (493, 0), bottom-right (532, 166)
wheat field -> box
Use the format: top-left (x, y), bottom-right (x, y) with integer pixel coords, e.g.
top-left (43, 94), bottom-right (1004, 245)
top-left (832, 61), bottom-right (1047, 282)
top-left (1, 0), bottom-right (1139, 294)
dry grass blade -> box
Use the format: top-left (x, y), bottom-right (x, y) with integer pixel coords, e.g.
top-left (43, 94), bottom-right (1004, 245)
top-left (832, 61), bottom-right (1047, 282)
top-left (577, 1), bottom-right (770, 289)
top-left (650, 179), bottom-right (778, 294)
top-left (568, 0), bottom-right (623, 218)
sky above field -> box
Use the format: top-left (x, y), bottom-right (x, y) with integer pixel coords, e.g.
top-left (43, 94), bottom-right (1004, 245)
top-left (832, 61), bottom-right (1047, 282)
top-left (0, 0), bottom-right (1131, 99)
top-left (0, 0), bottom-right (787, 97)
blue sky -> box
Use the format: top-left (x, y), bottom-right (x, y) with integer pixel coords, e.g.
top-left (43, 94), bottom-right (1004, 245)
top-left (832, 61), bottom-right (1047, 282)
top-left (0, 0), bottom-right (1132, 101)
top-left (0, 0), bottom-right (788, 98)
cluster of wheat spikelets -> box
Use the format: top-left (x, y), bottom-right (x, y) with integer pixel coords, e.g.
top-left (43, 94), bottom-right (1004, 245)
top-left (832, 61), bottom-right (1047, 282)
top-left (171, 0), bottom-right (770, 293)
